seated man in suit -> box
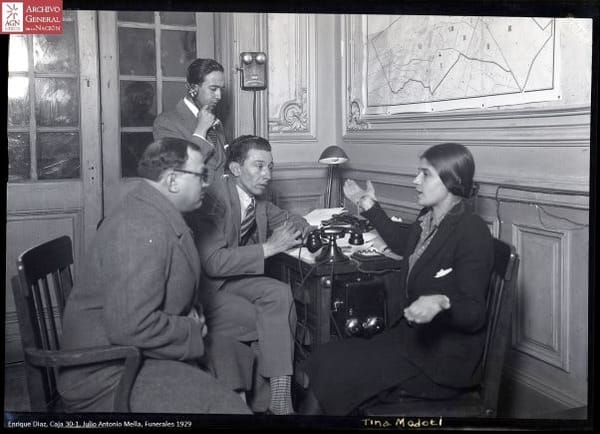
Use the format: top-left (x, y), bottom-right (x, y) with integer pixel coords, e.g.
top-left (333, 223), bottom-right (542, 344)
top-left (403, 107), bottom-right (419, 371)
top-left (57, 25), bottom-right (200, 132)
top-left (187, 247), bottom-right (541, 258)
top-left (153, 58), bottom-right (227, 184)
top-left (187, 135), bottom-right (312, 415)
top-left (59, 137), bottom-right (252, 413)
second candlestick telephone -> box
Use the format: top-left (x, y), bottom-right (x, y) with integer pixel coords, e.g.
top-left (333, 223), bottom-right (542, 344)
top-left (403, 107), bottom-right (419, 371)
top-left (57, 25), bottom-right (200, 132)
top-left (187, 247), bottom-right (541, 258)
top-left (304, 213), bottom-right (373, 264)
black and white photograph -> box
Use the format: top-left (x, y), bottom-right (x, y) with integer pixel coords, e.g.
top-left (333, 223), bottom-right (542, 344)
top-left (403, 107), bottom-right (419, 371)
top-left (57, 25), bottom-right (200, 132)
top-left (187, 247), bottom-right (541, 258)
top-left (3, 0), bottom-right (596, 430)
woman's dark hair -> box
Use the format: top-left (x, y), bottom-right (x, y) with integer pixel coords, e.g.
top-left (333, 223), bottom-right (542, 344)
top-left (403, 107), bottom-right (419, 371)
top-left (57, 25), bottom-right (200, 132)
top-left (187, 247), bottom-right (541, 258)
top-left (227, 135), bottom-right (271, 170)
top-left (421, 143), bottom-right (477, 198)
top-left (137, 137), bottom-right (201, 181)
top-left (187, 58), bottom-right (224, 85)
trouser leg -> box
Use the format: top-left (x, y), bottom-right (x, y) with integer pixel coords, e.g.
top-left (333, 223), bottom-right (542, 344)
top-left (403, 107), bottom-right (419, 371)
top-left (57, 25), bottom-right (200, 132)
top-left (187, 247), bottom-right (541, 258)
top-left (223, 277), bottom-right (296, 378)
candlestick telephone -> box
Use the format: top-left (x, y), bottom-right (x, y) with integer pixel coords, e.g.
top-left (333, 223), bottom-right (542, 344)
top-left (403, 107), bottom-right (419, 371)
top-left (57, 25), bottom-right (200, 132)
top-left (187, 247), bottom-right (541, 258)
top-left (305, 212), bottom-right (373, 264)
top-left (302, 211), bottom-right (392, 339)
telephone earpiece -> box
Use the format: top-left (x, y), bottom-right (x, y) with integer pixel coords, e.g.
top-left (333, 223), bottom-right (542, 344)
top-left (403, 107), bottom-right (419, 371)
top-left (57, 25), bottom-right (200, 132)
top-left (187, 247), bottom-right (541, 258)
top-left (186, 83), bottom-right (198, 98)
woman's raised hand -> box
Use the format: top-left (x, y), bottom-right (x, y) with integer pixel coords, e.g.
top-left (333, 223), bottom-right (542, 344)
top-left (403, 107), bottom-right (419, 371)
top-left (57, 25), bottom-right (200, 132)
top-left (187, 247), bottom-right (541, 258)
top-left (344, 179), bottom-right (377, 211)
top-left (343, 179), bottom-right (364, 203)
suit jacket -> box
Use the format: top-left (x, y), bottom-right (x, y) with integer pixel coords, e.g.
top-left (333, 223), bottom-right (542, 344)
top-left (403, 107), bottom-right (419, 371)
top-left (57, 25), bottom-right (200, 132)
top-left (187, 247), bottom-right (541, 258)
top-left (362, 200), bottom-right (494, 388)
top-left (59, 181), bottom-right (206, 407)
top-left (153, 99), bottom-right (227, 184)
top-left (186, 176), bottom-right (309, 295)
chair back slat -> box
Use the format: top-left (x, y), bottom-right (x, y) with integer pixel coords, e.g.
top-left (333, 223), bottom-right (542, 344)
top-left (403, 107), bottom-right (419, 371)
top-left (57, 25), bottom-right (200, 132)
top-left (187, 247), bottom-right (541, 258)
top-left (42, 276), bottom-right (62, 350)
top-left (30, 281), bottom-right (51, 350)
top-left (479, 239), bottom-right (519, 416)
top-left (14, 235), bottom-right (74, 412)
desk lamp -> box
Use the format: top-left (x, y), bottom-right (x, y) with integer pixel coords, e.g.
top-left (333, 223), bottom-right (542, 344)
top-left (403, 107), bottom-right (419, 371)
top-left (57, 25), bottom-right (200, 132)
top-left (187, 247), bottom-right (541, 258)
top-left (318, 145), bottom-right (349, 208)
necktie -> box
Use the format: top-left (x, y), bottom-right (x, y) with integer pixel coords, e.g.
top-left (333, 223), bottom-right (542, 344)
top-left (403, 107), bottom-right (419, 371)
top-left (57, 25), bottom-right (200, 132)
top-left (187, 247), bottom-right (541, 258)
top-left (240, 199), bottom-right (256, 243)
top-left (206, 126), bottom-right (218, 147)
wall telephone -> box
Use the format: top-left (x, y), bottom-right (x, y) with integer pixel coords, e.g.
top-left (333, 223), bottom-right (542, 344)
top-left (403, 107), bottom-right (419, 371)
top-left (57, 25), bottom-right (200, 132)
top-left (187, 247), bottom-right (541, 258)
top-left (239, 52), bottom-right (267, 90)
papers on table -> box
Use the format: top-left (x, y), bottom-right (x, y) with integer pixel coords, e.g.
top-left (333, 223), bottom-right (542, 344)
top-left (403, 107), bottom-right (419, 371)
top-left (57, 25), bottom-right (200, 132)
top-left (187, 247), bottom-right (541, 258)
top-left (302, 207), bottom-right (346, 227)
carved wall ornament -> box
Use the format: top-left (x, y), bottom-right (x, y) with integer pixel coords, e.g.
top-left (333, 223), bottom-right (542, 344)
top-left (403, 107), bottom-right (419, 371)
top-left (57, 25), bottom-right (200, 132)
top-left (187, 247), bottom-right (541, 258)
top-left (347, 99), bottom-right (368, 130)
top-left (270, 88), bottom-right (309, 132)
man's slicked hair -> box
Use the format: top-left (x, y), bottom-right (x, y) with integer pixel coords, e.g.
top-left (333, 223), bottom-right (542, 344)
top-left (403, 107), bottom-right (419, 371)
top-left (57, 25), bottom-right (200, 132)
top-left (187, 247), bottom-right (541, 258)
top-left (137, 137), bottom-right (201, 181)
top-left (187, 58), bottom-right (224, 85)
top-left (226, 135), bottom-right (272, 169)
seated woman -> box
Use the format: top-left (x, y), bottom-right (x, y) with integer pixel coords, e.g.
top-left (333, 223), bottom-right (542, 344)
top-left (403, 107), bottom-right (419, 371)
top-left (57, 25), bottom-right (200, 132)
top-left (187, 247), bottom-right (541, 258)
top-left (298, 142), bottom-right (494, 415)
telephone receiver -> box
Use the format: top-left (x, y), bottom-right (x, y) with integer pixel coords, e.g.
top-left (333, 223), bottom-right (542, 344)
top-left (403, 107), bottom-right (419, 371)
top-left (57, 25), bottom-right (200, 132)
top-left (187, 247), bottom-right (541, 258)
top-left (305, 226), bottom-right (364, 264)
top-left (306, 226), bottom-right (365, 253)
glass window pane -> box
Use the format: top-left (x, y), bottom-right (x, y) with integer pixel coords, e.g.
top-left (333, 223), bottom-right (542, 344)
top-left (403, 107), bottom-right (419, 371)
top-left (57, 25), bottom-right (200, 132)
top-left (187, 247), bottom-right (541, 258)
top-left (118, 11), bottom-right (154, 23)
top-left (35, 78), bottom-right (79, 127)
top-left (119, 28), bottom-right (156, 76)
top-left (33, 22), bottom-right (77, 73)
top-left (160, 12), bottom-right (195, 26)
top-left (161, 30), bottom-right (196, 77)
top-left (8, 76), bottom-right (30, 127)
top-left (9, 36), bottom-right (28, 72)
top-left (162, 81), bottom-right (185, 112)
top-left (8, 133), bottom-right (31, 181)
top-left (37, 132), bottom-right (80, 180)
top-left (120, 81), bottom-right (156, 127)
top-left (121, 132), bottom-right (154, 178)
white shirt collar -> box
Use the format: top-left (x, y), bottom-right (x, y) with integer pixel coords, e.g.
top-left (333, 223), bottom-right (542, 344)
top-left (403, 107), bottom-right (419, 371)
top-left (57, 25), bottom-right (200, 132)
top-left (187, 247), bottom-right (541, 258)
top-left (183, 97), bottom-right (199, 117)
top-left (235, 184), bottom-right (254, 221)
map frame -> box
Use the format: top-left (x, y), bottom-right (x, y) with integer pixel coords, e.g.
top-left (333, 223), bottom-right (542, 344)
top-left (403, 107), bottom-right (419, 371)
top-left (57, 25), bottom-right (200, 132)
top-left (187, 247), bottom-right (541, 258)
top-left (342, 14), bottom-right (563, 121)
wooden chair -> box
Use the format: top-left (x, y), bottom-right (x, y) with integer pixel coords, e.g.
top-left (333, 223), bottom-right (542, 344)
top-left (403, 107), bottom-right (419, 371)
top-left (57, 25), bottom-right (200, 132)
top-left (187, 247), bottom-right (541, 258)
top-left (12, 235), bottom-right (141, 412)
top-left (361, 238), bottom-right (519, 417)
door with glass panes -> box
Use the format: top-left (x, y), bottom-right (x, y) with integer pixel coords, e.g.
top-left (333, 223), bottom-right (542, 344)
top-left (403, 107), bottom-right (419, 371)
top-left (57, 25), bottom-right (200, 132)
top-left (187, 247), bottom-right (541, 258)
top-left (5, 10), bottom-right (218, 363)
top-left (98, 11), bottom-right (217, 215)
top-left (5, 11), bottom-right (101, 362)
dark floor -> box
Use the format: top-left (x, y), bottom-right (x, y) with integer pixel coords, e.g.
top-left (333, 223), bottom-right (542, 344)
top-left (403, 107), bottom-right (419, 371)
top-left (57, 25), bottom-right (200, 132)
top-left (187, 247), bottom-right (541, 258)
top-left (4, 363), bottom-right (30, 412)
top-left (4, 362), bottom-right (588, 420)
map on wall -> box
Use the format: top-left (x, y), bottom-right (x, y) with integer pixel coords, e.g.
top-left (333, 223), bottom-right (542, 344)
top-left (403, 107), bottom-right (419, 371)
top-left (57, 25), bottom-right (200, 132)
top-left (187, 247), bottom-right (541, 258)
top-left (363, 16), bottom-right (560, 113)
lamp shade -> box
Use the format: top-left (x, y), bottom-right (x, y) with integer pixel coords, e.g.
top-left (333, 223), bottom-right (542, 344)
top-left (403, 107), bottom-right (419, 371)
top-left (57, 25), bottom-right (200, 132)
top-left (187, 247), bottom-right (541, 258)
top-left (318, 145), bottom-right (349, 165)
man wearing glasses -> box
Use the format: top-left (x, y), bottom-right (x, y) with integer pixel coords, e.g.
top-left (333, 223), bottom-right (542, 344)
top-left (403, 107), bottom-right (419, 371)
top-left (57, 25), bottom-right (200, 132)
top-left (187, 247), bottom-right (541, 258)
top-left (186, 135), bottom-right (313, 415)
top-left (59, 138), bottom-right (252, 413)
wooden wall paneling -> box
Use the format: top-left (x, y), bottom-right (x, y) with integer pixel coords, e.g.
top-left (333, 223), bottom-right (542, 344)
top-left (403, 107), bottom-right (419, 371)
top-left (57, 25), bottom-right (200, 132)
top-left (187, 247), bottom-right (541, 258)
top-left (270, 163), bottom-right (326, 216)
top-left (513, 223), bottom-right (570, 372)
top-left (481, 197), bottom-right (589, 407)
top-left (267, 14), bottom-right (317, 141)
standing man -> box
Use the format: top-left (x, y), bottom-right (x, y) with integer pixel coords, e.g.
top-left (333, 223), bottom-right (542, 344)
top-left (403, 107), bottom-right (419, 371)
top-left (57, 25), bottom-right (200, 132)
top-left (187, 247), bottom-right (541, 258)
top-left (59, 138), bottom-right (251, 413)
top-left (187, 135), bottom-right (312, 415)
top-left (153, 58), bottom-right (227, 184)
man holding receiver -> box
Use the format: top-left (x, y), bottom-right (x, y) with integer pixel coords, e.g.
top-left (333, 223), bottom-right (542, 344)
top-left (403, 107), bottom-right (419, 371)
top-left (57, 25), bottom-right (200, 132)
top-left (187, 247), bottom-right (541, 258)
top-left (153, 58), bottom-right (228, 184)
